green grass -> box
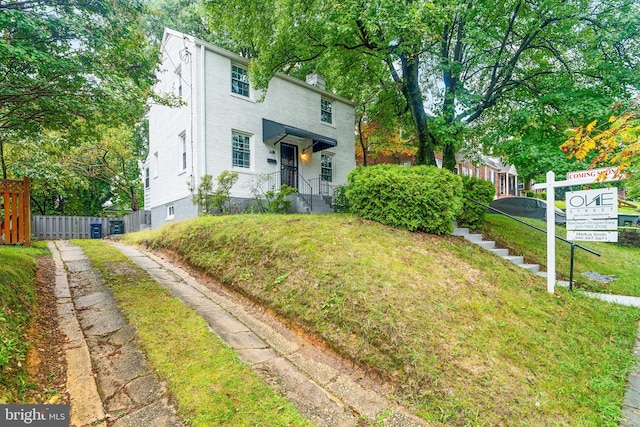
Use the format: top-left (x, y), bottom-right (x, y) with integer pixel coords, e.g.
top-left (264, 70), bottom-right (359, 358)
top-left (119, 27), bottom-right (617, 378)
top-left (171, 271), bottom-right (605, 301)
top-left (481, 214), bottom-right (640, 296)
top-left (126, 214), bottom-right (640, 426)
top-left (0, 243), bottom-right (48, 402)
top-left (73, 239), bottom-right (311, 427)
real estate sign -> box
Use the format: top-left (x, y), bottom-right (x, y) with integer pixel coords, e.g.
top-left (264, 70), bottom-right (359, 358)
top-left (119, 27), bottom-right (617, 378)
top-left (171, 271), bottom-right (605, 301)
top-left (566, 166), bottom-right (620, 184)
top-left (565, 187), bottom-right (618, 242)
top-left (566, 187), bottom-right (618, 220)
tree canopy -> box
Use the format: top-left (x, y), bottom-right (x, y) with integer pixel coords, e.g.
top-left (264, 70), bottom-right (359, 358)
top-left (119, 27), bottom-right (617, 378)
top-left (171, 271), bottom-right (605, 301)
top-left (0, 0), bottom-right (159, 212)
top-left (204, 0), bottom-right (640, 171)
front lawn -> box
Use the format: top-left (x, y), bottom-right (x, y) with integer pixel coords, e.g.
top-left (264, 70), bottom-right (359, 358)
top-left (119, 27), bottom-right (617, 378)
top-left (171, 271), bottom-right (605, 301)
top-left (125, 214), bottom-right (640, 426)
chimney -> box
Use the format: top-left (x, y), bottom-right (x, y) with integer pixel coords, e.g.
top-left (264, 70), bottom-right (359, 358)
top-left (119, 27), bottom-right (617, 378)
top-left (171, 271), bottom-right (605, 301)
top-left (306, 73), bottom-right (326, 90)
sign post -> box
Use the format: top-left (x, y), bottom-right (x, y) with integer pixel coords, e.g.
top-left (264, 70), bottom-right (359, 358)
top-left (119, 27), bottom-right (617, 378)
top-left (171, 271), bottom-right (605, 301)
top-left (533, 167), bottom-right (622, 294)
top-left (545, 171), bottom-right (556, 294)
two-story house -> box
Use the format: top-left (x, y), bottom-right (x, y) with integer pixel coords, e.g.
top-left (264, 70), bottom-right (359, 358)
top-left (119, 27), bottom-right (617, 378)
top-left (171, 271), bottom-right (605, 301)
top-left (145, 29), bottom-right (356, 229)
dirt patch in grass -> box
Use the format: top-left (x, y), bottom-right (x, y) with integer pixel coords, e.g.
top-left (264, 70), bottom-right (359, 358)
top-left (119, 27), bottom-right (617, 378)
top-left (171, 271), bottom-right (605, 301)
top-left (22, 256), bottom-right (68, 405)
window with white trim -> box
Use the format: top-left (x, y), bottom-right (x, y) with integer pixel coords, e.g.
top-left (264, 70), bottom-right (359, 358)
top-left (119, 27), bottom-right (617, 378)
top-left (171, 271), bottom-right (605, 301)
top-left (321, 154), bottom-right (333, 182)
top-left (167, 204), bottom-right (175, 220)
top-left (321, 98), bottom-right (332, 124)
top-left (231, 64), bottom-right (249, 97)
top-left (144, 167), bottom-right (150, 188)
top-left (179, 133), bottom-right (187, 171)
top-left (232, 132), bottom-right (250, 168)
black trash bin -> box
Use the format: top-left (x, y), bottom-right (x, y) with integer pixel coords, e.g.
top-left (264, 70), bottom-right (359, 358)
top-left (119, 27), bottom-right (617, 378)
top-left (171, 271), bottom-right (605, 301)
top-left (90, 223), bottom-right (102, 239)
top-left (109, 219), bottom-right (124, 235)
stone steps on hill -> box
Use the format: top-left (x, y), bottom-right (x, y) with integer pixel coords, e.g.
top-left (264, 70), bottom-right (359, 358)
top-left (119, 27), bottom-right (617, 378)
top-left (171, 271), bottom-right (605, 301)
top-left (453, 227), bottom-right (542, 274)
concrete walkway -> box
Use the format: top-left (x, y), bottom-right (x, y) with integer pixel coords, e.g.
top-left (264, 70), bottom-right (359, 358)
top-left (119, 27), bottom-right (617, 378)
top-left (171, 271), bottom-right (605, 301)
top-left (50, 241), bottom-right (183, 427)
top-left (51, 239), bottom-right (424, 427)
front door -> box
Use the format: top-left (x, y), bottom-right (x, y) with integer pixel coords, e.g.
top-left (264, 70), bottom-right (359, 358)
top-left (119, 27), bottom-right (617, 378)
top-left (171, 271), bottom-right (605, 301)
top-left (280, 143), bottom-right (298, 189)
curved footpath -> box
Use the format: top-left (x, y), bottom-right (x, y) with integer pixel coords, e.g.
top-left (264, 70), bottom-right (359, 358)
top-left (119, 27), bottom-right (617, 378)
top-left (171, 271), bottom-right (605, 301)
top-left (49, 240), bottom-right (425, 427)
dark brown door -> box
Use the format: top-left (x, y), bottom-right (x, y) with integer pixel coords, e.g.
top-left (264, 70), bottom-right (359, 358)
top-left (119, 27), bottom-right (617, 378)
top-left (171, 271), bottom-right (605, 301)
top-left (280, 143), bottom-right (298, 189)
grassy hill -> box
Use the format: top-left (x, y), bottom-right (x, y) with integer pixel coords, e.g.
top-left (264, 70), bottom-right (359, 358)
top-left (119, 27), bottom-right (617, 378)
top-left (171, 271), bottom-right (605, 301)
top-left (127, 214), bottom-right (639, 426)
top-left (481, 213), bottom-right (640, 296)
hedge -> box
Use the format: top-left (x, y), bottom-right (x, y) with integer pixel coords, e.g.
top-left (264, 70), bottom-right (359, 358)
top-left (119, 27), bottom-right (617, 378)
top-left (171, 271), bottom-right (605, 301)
top-left (346, 165), bottom-right (463, 234)
top-left (457, 175), bottom-right (496, 229)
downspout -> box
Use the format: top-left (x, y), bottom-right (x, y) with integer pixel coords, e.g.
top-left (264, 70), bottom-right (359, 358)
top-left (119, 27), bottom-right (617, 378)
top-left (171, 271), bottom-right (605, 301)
top-left (200, 43), bottom-right (207, 178)
top-left (189, 38), bottom-right (195, 193)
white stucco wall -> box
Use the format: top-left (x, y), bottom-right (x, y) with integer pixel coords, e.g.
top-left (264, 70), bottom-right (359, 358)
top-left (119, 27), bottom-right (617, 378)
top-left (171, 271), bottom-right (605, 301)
top-left (147, 29), bottom-right (356, 227)
top-left (147, 31), bottom-right (198, 219)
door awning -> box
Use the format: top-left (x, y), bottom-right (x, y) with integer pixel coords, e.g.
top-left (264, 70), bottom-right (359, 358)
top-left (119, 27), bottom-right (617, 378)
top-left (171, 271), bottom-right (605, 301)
top-left (263, 119), bottom-right (337, 152)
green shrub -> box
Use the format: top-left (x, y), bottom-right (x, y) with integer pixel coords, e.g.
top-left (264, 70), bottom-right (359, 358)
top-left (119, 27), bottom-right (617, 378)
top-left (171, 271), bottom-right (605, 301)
top-left (525, 190), bottom-right (535, 198)
top-left (346, 165), bottom-right (463, 234)
top-left (192, 171), bottom-right (239, 215)
top-left (457, 176), bottom-right (496, 229)
top-left (264, 184), bottom-right (297, 213)
top-left (331, 185), bottom-right (351, 213)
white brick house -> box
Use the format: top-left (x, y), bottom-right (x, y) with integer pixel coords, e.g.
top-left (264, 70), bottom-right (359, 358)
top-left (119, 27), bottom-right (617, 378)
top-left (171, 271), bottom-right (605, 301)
top-left (145, 29), bottom-right (356, 228)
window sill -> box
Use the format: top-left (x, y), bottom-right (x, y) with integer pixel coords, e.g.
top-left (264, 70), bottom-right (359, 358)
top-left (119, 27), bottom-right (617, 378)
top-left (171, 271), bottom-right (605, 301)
top-left (320, 121), bottom-right (336, 129)
top-left (178, 170), bottom-right (187, 176)
top-left (230, 92), bottom-right (255, 103)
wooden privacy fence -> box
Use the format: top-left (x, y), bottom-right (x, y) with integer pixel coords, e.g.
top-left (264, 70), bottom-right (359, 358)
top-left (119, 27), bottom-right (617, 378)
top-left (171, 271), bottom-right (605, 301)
top-left (1, 178), bottom-right (31, 246)
top-left (32, 210), bottom-right (151, 240)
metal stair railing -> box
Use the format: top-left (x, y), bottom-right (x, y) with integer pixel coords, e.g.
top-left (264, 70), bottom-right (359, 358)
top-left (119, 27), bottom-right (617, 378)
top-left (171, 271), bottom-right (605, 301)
top-left (309, 177), bottom-right (336, 197)
top-left (470, 198), bottom-right (601, 290)
top-left (297, 174), bottom-right (313, 211)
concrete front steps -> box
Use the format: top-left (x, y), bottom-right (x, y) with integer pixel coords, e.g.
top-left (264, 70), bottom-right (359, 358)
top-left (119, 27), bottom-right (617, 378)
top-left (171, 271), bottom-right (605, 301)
top-left (453, 227), bottom-right (542, 274)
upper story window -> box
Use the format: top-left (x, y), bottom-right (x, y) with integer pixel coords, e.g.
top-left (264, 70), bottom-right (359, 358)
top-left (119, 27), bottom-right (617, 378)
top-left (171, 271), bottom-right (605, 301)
top-left (180, 133), bottom-right (187, 171)
top-left (321, 98), bottom-right (332, 124)
top-left (144, 167), bottom-right (150, 189)
top-left (231, 65), bottom-right (250, 97)
top-left (321, 154), bottom-right (333, 182)
top-left (232, 132), bottom-right (250, 168)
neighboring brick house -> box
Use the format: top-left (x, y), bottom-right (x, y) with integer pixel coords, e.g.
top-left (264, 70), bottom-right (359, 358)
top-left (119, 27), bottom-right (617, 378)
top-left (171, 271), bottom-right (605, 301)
top-left (456, 156), bottom-right (519, 198)
top-left (145, 29), bottom-right (356, 228)
top-left (356, 151), bottom-right (520, 198)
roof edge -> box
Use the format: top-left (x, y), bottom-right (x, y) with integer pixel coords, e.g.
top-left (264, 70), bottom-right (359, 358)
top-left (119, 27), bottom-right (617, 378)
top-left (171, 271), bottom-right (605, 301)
top-left (161, 28), bottom-right (356, 107)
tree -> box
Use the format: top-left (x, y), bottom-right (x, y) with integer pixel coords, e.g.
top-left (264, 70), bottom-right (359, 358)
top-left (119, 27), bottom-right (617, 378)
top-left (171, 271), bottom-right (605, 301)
top-left (0, 0), bottom-right (158, 178)
top-left (562, 100), bottom-right (639, 181)
top-left (203, 0), bottom-right (639, 171)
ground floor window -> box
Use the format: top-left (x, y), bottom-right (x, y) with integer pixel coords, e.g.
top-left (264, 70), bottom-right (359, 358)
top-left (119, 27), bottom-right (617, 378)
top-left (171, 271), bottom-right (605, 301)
top-left (321, 154), bottom-right (333, 182)
top-left (232, 132), bottom-right (250, 168)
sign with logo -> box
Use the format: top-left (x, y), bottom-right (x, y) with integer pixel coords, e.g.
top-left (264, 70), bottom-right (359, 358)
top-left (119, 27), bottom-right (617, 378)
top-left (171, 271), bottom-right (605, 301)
top-left (566, 187), bottom-right (618, 220)
top-left (1, 405), bottom-right (69, 426)
top-left (566, 187), bottom-right (618, 242)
